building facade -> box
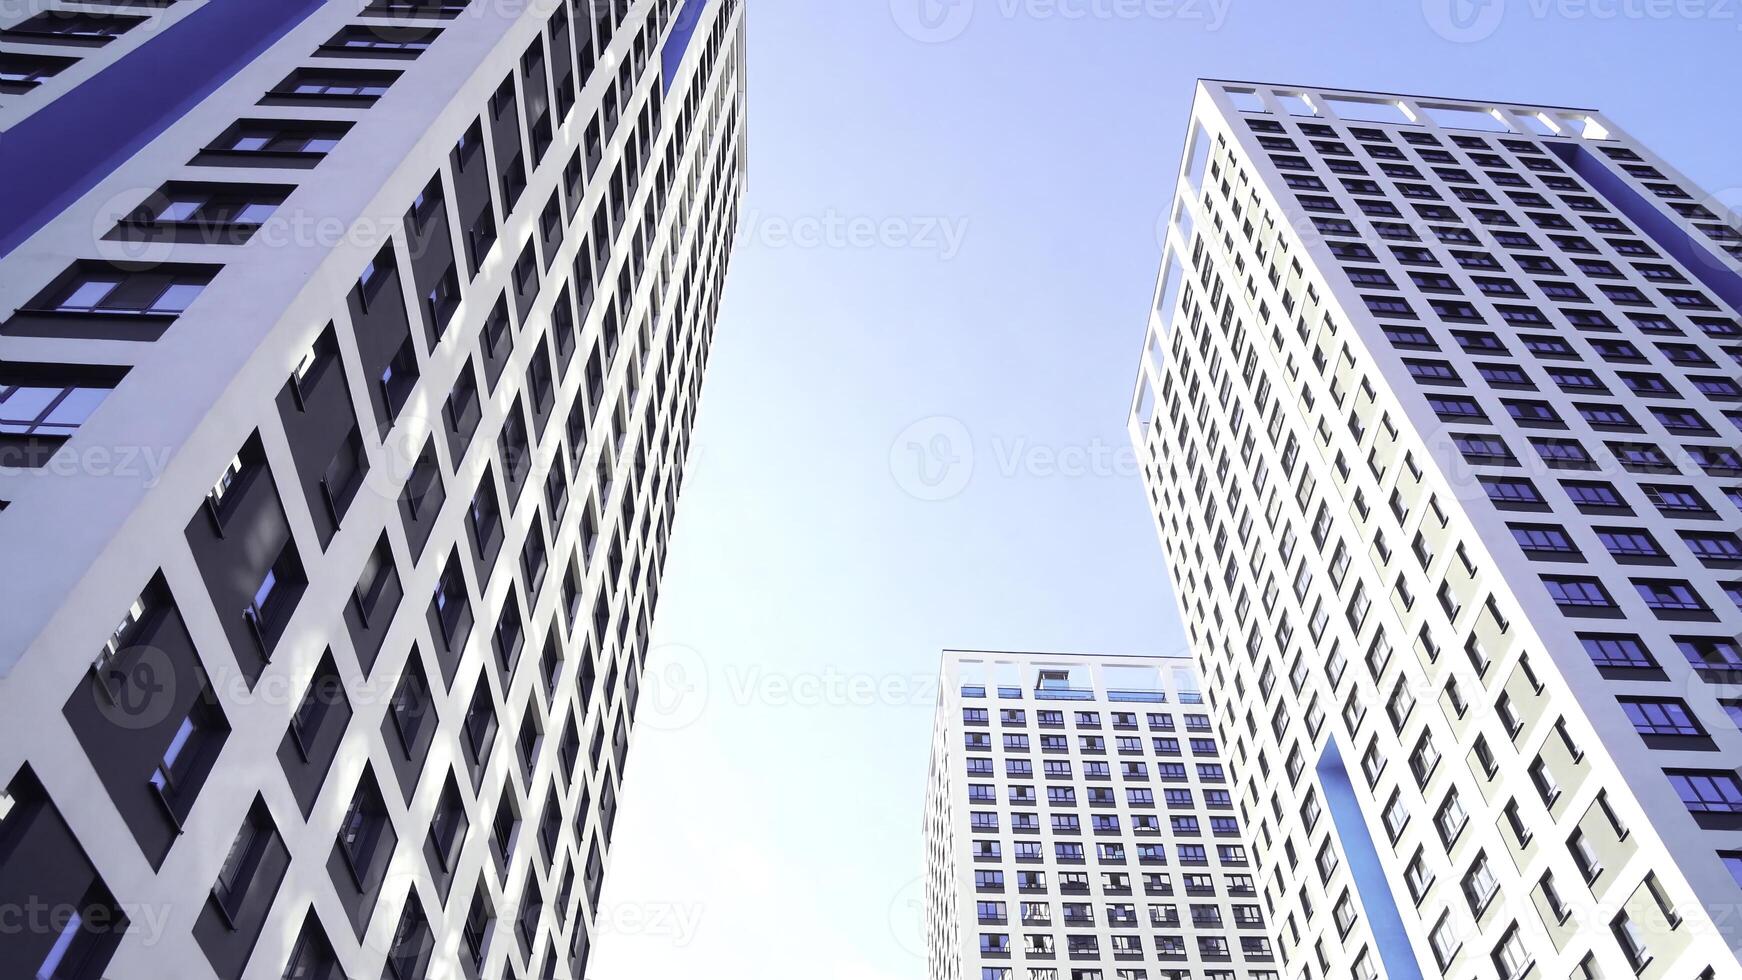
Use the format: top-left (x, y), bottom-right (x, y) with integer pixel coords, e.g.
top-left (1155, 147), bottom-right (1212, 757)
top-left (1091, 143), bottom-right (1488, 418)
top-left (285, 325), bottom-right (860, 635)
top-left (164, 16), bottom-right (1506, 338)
top-left (926, 649), bottom-right (1280, 980)
top-left (1130, 81), bottom-right (1742, 980)
top-left (0, 1), bottom-right (744, 978)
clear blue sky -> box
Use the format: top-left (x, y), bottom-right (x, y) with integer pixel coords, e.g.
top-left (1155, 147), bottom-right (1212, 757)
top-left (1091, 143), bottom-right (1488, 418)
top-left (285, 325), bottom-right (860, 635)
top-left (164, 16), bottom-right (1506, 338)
top-left (590, 2), bottom-right (1742, 976)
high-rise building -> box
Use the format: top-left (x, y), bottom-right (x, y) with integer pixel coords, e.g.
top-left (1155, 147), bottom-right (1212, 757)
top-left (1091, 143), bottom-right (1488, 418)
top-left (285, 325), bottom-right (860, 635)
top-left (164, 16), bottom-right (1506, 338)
top-left (0, 1), bottom-right (744, 977)
top-left (926, 649), bottom-right (1279, 980)
top-left (1130, 80), bottom-right (1742, 980)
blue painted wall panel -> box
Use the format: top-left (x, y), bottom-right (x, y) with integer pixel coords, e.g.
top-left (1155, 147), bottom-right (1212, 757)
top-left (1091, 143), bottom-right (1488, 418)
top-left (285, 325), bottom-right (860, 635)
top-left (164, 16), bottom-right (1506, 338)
top-left (0, 0), bottom-right (327, 260)
top-left (660, 0), bottom-right (706, 93)
top-left (1550, 140), bottom-right (1742, 315)
top-left (1317, 740), bottom-right (1426, 980)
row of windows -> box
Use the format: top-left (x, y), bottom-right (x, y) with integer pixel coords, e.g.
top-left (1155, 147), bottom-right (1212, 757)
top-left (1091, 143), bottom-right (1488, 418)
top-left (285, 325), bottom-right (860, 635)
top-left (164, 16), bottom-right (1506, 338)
top-left (0, 0), bottom-right (198, 101)
top-left (971, 840), bottom-right (1249, 866)
top-left (980, 967), bottom-right (1272, 980)
top-left (1403, 355), bottom-right (1741, 403)
top-left (970, 812), bottom-right (1240, 835)
top-left (964, 709), bottom-right (1213, 731)
top-left (1250, 111), bottom-right (1741, 260)
top-left (973, 899), bottom-right (1262, 927)
top-left (976, 932), bottom-right (1272, 958)
top-left (967, 785), bottom-right (1235, 808)
top-left (966, 769), bottom-right (1230, 797)
top-left (965, 733), bottom-right (1220, 756)
top-left (971, 869), bottom-right (1254, 898)
top-left (966, 758), bottom-right (1226, 780)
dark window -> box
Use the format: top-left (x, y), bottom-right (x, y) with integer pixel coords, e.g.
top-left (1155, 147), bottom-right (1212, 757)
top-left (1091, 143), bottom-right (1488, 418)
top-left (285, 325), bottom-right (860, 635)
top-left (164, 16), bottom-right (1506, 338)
top-left (425, 774), bottom-right (469, 880)
top-left (149, 697), bottom-right (230, 823)
top-left (431, 551), bottom-right (473, 655)
top-left (0, 361), bottom-right (127, 467)
top-left (107, 182), bottom-right (291, 245)
top-left (1580, 633), bottom-right (1656, 670)
top-left (197, 119), bottom-right (352, 167)
top-left (1, 10), bottom-right (145, 45)
top-left (384, 894), bottom-right (431, 980)
top-left (1596, 527), bottom-right (1665, 560)
top-left (318, 24), bottom-right (441, 58)
top-left (492, 590), bottom-right (524, 675)
top-left (0, 52), bottom-right (76, 93)
top-left (288, 653), bottom-right (347, 759)
top-left (1620, 698), bottom-right (1704, 737)
top-left (243, 541), bottom-right (307, 652)
top-left (281, 912), bottom-right (341, 979)
top-left (1510, 524), bottom-right (1578, 557)
top-left (443, 362), bottom-right (482, 460)
top-left (490, 791), bottom-right (519, 868)
top-left (1542, 576), bottom-right (1616, 611)
top-left (389, 655), bottom-right (433, 751)
top-left (24, 260), bottom-right (216, 319)
top-left (398, 440), bottom-right (445, 560)
top-left (336, 774), bottom-right (391, 879)
top-left (211, 799), bottom-right (279, 922)
top-left (461, 882), bottom-right (494, 970)
top-left (362, 0), bottom-right (471, 16)
top-left (1634, 578), bottom-right (1709, 613)
top-left (462, 676), bottom-right (498, 776)
top-left (264, 67), bottom-right (400, 106)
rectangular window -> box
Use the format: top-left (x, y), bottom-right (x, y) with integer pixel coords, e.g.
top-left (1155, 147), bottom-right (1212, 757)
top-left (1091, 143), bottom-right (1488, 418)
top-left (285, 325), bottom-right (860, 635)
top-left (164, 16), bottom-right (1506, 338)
top-left (1667, 769), bottom-right (1742, 813)
top-left (1620, 697), bottom-right (1704, 737)
top-left (211, 799), bottom-right (278, 921)
top-left (267, 67), bottom-right (401, 105)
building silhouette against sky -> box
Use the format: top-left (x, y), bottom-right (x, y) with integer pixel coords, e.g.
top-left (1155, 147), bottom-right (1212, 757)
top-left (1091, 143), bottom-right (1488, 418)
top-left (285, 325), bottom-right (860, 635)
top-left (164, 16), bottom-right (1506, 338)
top-left (0, 0), bottom-right (745, 977)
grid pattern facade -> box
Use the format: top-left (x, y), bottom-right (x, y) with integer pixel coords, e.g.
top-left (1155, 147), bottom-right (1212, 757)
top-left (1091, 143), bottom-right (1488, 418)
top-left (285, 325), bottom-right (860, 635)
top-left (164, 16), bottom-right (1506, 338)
top-left (925, 650), bottom-right (1279, 980)
top-left (0, 1), bottom-right (744, 978)
top-left (1129, 81), bottom-right (1742, 980)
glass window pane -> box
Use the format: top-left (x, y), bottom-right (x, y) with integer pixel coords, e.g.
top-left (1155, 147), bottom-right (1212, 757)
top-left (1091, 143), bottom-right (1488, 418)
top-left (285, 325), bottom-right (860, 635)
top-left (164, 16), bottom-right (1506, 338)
top-left (58, 279), bottom-right (119, 310)
top-left (152, 282), bottom-right (204, 313)
top-left (42, 387), bottom-right (109, 428)
top-left (0, 386), bottom-right (57, 428)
